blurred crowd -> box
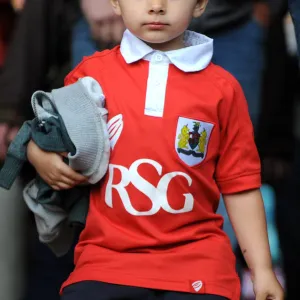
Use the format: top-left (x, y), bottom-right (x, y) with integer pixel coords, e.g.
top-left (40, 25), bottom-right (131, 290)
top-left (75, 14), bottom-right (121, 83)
top-left (0, 0), bottom-right (299, 299)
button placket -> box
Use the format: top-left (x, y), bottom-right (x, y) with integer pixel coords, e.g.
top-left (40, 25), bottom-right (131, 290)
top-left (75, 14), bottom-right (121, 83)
top-left (144, 61), bottom-right (169, 118)
top-left (155, 79), bottom-right (161, 87)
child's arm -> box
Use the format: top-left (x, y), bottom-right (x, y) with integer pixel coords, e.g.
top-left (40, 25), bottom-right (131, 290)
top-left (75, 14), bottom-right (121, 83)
top-left (224, 189), bottom-right (284, 300)
top-left (27, 140), bottom-right (87, 190)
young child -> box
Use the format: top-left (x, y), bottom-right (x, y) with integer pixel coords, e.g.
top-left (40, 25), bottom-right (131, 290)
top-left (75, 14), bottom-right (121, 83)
top-left (27, 0), bottom-right (284, 299)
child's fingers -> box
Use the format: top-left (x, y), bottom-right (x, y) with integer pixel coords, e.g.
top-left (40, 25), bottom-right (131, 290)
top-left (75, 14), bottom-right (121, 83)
top-left (60, 152), bottom-right (69, 158)
top-left (56, 182), bottom-right (73, 190)
top-left (255, 292), bottom-right (267, 300)
top-left (58, 175), bottom-right (78, 187)
top-left (52, 185), bottom-right (60, 191)
top-left (58, 163), bottom-right (88, 183)
top-left (51, 182), bottom-right (72, 191)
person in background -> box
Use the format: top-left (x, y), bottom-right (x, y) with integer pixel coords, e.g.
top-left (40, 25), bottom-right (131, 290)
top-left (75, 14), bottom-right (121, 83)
top-left (276, 1), bottom-right (300, 299)
top-left (190, 1), bottom-right (272, 130)
top-left (0, 1), bottom-right (81, 299)
top-left (289, 0), bottom-right (300, 51)
top-left (72, 0), bottom-right (125, 68)
top-left (0, 3), bottom-right (25, 300)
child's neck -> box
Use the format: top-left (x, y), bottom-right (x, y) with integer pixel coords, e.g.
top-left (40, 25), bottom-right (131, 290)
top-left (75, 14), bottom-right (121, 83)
top-left (145, 33), bottom-right (185, 52)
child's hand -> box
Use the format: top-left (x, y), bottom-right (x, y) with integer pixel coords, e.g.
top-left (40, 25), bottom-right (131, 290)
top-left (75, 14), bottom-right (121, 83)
top-left (253, 268), bottom-right (284, 300)
top-left (27, 140), bottom-right (88, 190)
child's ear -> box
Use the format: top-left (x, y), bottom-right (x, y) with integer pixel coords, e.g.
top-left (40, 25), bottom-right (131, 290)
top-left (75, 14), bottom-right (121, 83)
top-left (193, 0), bottom-right (208, 18)
top-left (110, 0), bottom-right (122, 16)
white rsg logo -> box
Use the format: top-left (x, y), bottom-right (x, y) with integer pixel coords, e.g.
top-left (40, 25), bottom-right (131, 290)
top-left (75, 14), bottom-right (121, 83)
top-left (105, 159), bottom-right (195, 216)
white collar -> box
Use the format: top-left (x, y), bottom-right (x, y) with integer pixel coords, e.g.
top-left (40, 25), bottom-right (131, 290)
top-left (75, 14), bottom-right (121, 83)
top-left (120, 29), bottom-right (213, 73)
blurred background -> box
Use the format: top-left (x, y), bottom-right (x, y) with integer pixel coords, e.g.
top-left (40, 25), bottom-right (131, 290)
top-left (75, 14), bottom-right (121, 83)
top-left (0, 0), bottom-right (298, 299)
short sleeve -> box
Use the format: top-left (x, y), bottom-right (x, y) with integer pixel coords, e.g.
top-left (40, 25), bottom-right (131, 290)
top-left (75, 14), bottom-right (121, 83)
top-left (64, 50), bottom-right (111, 87)
top-left (64, 57), bottom-right (90, 86)
top-left (215, 76), bottom-right (261, 194)
top-left (64, 52), bottom-right (106, 86)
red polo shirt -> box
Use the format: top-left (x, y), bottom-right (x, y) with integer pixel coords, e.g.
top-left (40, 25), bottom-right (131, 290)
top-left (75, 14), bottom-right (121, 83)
top-left (61, 33), bottom-right (261, 300)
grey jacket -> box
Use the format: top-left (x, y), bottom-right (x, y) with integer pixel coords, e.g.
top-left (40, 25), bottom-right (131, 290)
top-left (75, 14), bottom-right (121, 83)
top-left (0, 77), bottom-right (110, 256)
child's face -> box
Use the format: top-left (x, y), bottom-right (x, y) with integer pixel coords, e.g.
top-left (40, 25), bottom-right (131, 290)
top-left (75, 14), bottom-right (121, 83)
top-left (110, 0), bottom-right (208, 50)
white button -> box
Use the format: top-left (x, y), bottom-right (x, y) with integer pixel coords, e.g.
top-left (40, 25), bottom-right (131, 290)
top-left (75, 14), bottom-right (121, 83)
top-left (155, 80), bottom-right (161, 86)
top-left (155, 54), bottom-right (163, 62)
top-left (156, 104), bottom-right (163, 112)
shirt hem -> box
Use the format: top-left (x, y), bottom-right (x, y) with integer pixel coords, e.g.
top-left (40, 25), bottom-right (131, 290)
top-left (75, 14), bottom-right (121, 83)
top-left (61, 269), bottom-right (239, 300)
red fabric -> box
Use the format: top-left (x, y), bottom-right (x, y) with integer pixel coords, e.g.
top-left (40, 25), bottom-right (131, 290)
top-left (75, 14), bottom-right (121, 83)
top-left (61, 47), bottom-right (261, 300)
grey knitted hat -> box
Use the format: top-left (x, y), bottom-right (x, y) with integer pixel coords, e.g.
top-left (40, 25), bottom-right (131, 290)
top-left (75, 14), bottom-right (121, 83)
top-left (31, 77), bottom-right (110, 184)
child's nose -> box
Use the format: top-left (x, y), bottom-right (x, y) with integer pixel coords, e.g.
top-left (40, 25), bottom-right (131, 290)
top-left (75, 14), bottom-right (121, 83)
top-left (149, 0), bottom-right (166, 14)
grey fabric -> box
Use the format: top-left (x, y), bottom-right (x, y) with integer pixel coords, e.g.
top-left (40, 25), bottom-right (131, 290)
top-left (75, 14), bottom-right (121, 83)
top-left (0, 115), bottom-right (89, 257)
top-left (53, 77), bottom-right (110, 183)
top-left (0, 121), bottom-right (32, 189)
top-left (32, 77), bottom-right (110, 184)
top-left (26, 78), bottom-right (109, 256)
top-left (0, 116), bottom-right (75, 190)
top-left (23, 180), bottom-right (75, 257)
top-left (0, 77), bottom-right (110, 256)
top-left (0, 178), bottom-right (26, 300)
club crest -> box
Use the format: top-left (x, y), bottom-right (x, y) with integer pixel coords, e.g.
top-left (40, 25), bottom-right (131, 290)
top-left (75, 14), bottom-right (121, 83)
top-left (175, 117), bottom-right (214, 166)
